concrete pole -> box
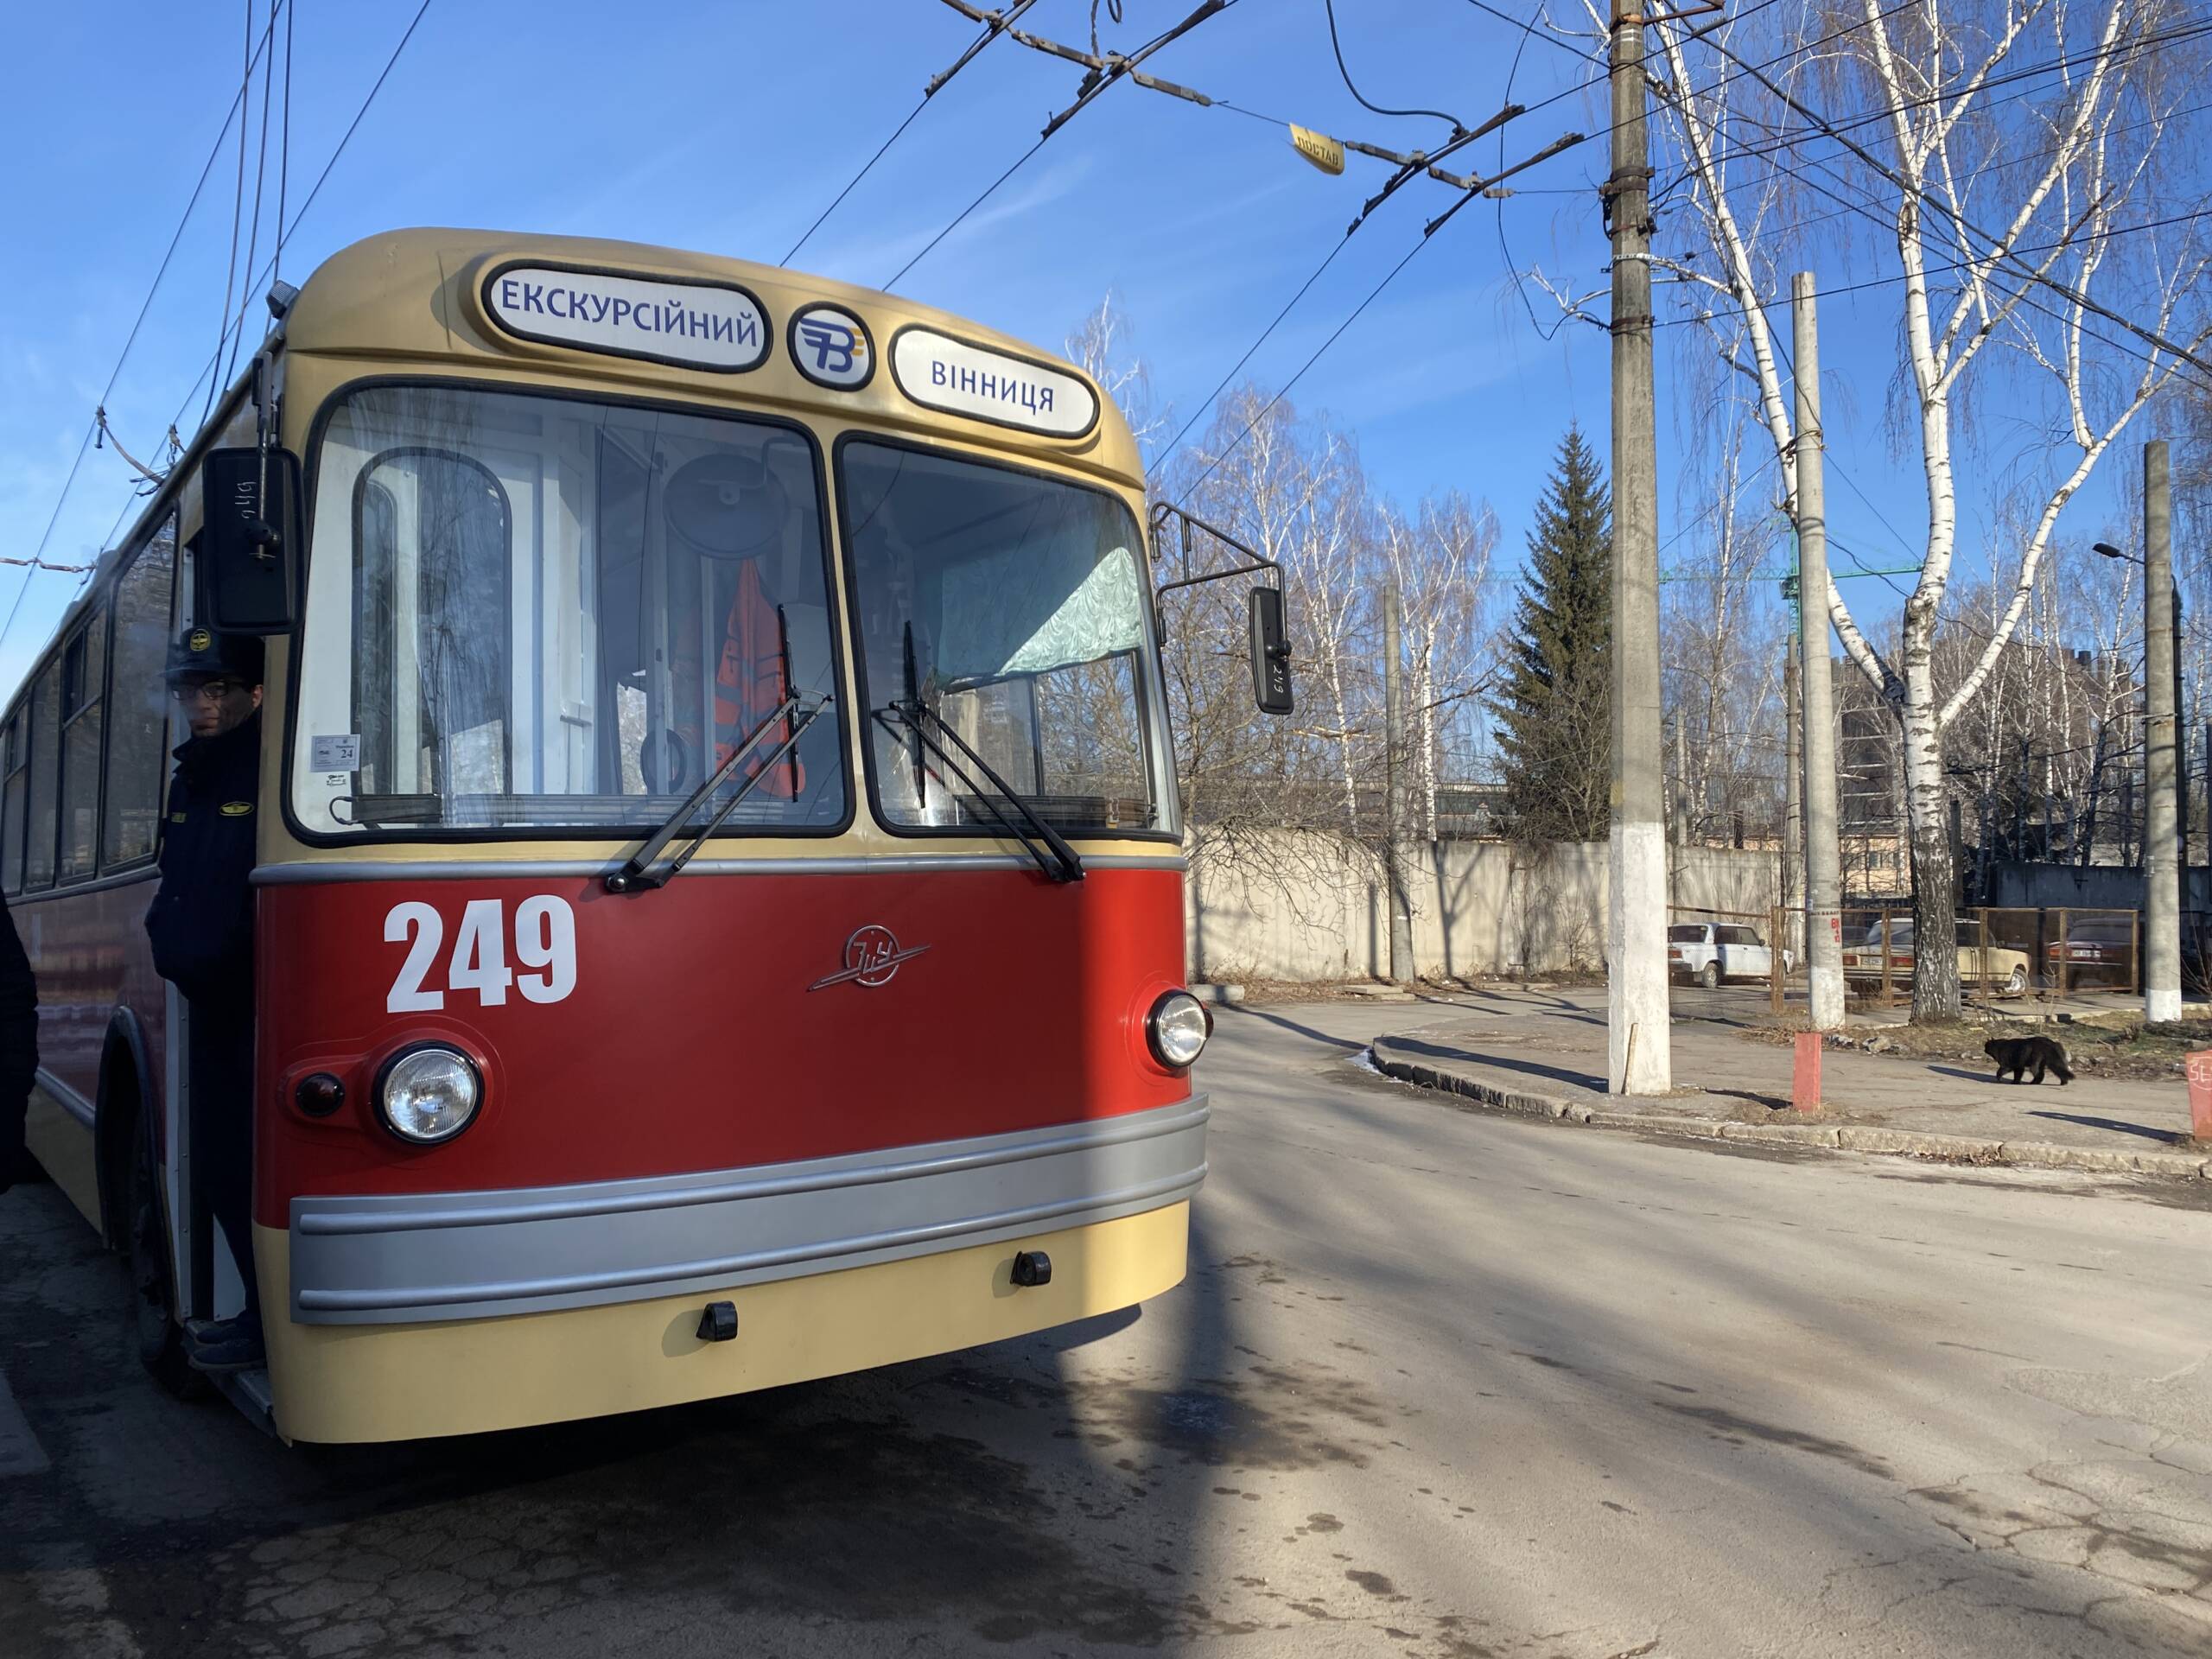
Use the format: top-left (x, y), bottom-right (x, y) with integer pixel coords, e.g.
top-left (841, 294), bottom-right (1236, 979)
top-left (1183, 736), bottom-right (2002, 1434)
top-left (2146, 440), bottom-right (2181, 1021)
top-left (1382, 584), bottom-right (1414, 985)
top-left (1605, 2), bottom-right (1669, 1091)
top-left (1792, 275), bottom-right (1846, 1029)
top-left (1783, 649), bottom-right (1803, 962)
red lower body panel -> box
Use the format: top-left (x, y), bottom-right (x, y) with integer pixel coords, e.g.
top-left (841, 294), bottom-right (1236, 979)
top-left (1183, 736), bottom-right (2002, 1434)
top-left (255, 865), bottom-right (1189, 1228)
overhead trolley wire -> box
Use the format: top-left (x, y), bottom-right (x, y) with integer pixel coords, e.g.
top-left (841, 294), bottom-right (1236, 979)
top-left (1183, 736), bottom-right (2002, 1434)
top-left (1324, 0), bottom-right (1468, 130)
top-left (784, 0), bottom-right (1038, 266)
top-left (884, 0), bottom-right (1238, 289)
top-left (1672, 21), bottom-right (2212, 385)
top-left (217, 0), bottom-right (283, 416)
top-left (174, 0), bottom-right (437, 434)
top-left (2, 0), bottom-right (293, 663)
top-left (3, 0), bottom-right (432, 673)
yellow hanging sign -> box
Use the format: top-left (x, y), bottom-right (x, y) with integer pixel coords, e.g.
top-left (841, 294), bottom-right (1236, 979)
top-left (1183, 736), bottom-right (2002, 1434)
top-left (1288, 124), bottom-right (1346, 177)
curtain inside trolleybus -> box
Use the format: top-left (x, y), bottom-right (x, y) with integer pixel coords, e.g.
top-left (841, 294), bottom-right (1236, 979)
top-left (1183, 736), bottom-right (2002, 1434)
top-left (841, 440), bottom-right (1168, 837)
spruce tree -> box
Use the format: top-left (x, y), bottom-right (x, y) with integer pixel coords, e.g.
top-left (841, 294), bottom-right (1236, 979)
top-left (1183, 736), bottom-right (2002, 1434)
top-left (1492, 425), bottom-right (1612, 843)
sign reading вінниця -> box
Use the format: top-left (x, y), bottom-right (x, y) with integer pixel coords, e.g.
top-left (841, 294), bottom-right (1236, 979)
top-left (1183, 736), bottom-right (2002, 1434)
top-left (480, 264), bottom-right (770, 372)
top-left (889, 327), bottom-right (1098, 439)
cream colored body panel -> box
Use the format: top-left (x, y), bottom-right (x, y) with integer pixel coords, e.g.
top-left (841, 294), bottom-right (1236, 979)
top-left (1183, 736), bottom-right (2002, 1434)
top-left (257, 1202), bottom-right (1190, 1445)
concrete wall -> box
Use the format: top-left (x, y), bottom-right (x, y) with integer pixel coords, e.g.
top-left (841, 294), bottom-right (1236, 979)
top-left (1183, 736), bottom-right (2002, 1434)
top-left (1185, 830), bottom-right (1783, 983)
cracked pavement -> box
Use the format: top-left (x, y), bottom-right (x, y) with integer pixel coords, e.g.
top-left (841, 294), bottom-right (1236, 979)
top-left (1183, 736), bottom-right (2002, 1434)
top-left (3, 999), bottom-right (2210, 1656)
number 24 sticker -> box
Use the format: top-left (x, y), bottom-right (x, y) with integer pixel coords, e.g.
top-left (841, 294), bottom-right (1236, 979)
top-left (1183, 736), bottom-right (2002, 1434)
top-left (384, 897), bottom-right (577, 1013)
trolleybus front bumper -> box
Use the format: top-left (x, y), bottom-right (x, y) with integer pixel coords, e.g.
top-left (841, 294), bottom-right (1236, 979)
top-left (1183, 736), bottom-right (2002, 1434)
top-left (283, 1096), bottom-right (1209, 1325)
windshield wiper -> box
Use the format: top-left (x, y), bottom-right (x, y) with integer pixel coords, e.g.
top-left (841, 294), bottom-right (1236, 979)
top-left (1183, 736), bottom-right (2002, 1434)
top-left (874, 700), bottom-right (1085, 883)
top-left (607, 608), bottom-right (826, 893)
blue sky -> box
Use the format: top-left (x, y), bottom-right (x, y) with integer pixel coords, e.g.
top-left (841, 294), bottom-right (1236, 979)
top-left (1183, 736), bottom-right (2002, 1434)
top-left (0, 0), bottom-right (2171, 700)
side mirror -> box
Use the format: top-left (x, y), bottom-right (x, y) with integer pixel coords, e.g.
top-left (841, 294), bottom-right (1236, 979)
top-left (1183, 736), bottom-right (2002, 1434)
top-left (1249, 586), bottom-right (1294, 715)
top-left (200, 448), bottom-right (302, 634)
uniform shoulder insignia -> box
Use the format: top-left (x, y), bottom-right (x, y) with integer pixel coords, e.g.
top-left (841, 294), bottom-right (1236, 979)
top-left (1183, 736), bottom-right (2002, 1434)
top-left (170, 811), bottom-right (188, 823)
top-left (219, 801), bottom-right (255, 817)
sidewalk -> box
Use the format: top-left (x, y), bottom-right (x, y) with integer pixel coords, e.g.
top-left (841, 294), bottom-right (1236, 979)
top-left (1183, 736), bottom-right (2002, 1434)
top-left (1370, 987), bottom-right (2211, 1179)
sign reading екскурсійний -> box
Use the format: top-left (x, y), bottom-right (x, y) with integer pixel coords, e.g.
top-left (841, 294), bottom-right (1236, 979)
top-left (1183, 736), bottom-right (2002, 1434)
top-left (481, 265), bottom-right (770, 372)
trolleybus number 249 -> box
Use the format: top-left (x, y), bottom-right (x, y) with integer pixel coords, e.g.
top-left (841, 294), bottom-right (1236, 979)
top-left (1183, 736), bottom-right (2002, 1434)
top-left (383, 897), bottom-right (578, 1012)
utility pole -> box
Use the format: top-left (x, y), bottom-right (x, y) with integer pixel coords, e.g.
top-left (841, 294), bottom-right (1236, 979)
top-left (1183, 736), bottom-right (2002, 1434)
top-left (1606, 0), bottom-right (1668, 1092)
top-left (1382, 584), bottom-right (1414, 985)
top-left (1793, 275), bottom-right (1845, 1029)
top-left (2145, 439), bottom-right (2181, 1022)
top-left (1783, 649), bottom-right (1803, 964)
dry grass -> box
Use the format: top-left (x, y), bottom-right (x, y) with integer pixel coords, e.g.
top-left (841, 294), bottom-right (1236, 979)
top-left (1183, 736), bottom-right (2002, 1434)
top-left (1741, 1014), bottom-right (2212, 1080)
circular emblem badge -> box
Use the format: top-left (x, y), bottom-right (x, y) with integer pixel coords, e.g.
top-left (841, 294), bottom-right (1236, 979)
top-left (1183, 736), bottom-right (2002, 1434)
top-left (844, 925), bottom-right (905, 987)
top-left (788, 303), bottom-right (874, 391)
top-left (188, 628), bottom-right (213, 652)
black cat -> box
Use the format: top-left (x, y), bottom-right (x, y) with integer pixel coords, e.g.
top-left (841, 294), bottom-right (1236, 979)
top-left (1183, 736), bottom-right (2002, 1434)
top-left (1983, 1035), bottom-right (2073, 1085)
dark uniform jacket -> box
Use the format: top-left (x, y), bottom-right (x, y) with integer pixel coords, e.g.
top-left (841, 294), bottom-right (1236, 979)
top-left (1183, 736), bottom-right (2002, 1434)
top-left (0, 892), bottom-right (35, 1185)
top-left (146, 709), bottom-right (262, 1007)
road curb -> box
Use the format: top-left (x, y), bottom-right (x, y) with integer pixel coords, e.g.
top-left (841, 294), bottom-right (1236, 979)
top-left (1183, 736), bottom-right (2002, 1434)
top-left (1367, 1038), bottom-right (2210, 1181)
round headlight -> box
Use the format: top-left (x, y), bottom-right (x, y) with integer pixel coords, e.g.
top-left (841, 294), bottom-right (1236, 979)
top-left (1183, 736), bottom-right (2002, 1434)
top-left (376, 1045), bottom-right (482, 1145)
top-left (1147, 990), bottom-right (1211, 1070)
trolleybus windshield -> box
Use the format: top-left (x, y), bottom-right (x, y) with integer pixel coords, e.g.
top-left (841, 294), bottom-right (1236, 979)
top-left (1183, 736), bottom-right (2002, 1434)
top-left (839, 440), bottom-right (1168, 838)
top-left (292, 385), bottom-right (846, 837)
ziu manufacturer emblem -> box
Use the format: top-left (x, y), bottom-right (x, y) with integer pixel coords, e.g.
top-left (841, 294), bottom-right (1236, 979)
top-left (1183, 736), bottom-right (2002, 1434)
top-left (808, 925), bottom-right (929, 991)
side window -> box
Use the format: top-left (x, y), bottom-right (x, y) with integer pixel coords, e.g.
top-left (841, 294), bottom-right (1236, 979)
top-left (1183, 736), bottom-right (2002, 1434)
top-left (0, 710), bottom-right (24, 893)
top-left (23, 664), bottom-right (60, 891)
top-left (58, 613), bottom-right (108, 880)
top-left (103, 523), bottom-right (178, 868)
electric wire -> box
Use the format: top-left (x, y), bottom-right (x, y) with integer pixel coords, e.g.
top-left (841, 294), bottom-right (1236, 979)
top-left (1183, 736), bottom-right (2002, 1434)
top-left (884, 0), bottom-right (1240, 289)
top-left (1324, 0), bottom-right (1466, 130)
top-left (785, 2), bottom-right (1033, 265)
top-left (1, 1), bottom-right (290, 664)
top-left (200, 0), bottom-right (257, 431)
top-left (3, 0), bottom-right (430, 673)
top-left (219, 0), bottom-right (280, 407)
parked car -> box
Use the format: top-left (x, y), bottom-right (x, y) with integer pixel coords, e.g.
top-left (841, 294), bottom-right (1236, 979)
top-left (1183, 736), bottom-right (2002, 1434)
top-left (1840, 916), bottom-right (2033, 996)
top-left (1667, 921), bottom-right (1783, 988)
top-left (2044, 914), bottom-right (2135, 988)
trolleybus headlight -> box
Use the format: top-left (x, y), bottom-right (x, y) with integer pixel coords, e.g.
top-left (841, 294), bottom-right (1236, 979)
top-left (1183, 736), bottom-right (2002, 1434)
top-left (1147, 990), bottom-right (1211, 1070)
top-left (375, 1045), bottom-right (482, 1145)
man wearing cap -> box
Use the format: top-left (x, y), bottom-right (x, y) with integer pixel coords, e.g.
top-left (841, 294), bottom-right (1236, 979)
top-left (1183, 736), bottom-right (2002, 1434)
top-left (145, 626), bottom-right (265, 1371)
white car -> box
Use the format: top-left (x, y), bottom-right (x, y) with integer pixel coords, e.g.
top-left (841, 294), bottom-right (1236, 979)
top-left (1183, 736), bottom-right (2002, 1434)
top-left (1667, 921), bottom-right (1782, 988)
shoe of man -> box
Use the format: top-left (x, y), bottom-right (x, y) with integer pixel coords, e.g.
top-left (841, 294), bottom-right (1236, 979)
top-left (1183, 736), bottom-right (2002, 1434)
top-left (184, 1315), bottom-right (265, 1373)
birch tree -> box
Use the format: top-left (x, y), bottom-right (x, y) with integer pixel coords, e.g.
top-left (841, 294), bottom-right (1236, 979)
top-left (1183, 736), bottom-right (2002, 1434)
top-left (1621, 0), bottom-right (2212, 1018)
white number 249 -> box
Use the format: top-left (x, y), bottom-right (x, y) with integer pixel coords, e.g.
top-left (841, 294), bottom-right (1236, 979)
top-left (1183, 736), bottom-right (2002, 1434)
top-left (384, 896), bottom-right (577, 1013)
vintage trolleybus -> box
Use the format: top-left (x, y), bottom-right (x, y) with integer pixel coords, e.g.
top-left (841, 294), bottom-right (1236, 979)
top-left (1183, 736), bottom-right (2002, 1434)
top-left (7, 229), bottom-right (1291, 1443)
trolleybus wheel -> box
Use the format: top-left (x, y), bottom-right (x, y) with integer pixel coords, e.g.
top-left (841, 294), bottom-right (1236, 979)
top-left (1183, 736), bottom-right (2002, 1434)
top-left (127, 1127), bottom-right (207, 1401)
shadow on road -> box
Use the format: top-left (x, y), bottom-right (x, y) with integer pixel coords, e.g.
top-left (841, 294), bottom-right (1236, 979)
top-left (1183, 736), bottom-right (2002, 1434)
top-left (2028, 1109), bottom-right (2189, 1144)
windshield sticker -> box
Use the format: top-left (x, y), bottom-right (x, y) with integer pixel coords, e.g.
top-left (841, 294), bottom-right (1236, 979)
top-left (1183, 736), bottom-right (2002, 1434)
top-left (888, 327), bottom-right (1098, 439)
top-left (309, 734), bottom-right (360, 772)
top-left (789, 304), bottom-right (874, 391)
top-left (481, 264), bottom-right (770, 373)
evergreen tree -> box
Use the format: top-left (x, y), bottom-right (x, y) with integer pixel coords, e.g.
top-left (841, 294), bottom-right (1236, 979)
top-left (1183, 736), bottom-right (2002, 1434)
top-left (1492, 426), bottom-right (1612, 842)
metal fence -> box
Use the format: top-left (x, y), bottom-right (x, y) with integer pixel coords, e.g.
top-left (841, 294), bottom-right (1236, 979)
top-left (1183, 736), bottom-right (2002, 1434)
top-left (1666, 901), bottom-right (2208, 1017)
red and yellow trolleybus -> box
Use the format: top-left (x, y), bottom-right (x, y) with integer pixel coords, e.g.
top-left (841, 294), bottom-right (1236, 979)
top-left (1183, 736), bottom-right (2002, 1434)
top-left (7, 228), bottom-right (1290, 1443)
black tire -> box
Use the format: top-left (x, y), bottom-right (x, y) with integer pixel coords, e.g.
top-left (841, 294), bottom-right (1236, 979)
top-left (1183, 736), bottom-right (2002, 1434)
top-left (1698, 960), bottom-right (1719, 990)
top-left (127, 1124), bottom-right (207, 1401)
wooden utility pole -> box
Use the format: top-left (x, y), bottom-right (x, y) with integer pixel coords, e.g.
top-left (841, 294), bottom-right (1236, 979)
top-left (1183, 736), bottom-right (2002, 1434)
top-left (1793, 275), bottom-right (1844, 1029)
top-left (1383, 584), bottom-right (1414, 984)
top-left (1606, 1), bottom-right (1669, 1092)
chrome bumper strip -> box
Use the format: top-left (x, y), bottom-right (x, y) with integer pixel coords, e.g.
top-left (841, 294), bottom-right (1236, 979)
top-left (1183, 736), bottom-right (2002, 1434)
top-left (288, 1096), bottom-right (1208, 1325)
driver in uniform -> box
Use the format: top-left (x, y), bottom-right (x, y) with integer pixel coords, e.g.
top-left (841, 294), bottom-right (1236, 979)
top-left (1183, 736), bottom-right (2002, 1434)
top-left (144, 627), bottom-right (265, 1372)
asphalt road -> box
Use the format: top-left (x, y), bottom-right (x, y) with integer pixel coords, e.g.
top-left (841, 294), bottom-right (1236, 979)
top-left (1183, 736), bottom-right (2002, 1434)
top-left (4, 999), bottom-right (2211, 1658)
